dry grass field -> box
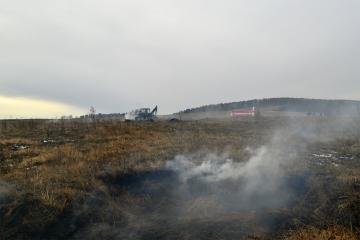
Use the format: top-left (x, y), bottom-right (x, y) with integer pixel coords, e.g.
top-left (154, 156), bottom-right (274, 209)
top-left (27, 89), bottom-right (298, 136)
top-left (0, 116), bottom-right (360, 239)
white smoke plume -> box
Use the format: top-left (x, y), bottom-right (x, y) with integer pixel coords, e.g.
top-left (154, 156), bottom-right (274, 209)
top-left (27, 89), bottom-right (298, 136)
top-left (165, 117), bottom-right (358, 214)
top-left (165, 144), bottom-right (300, 211)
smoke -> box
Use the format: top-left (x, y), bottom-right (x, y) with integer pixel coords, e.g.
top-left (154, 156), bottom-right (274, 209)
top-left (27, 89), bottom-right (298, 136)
top-left (165, 129), bottom-right (304, 215)
top-left (167, 147), bottom-right (287, 185)
top-left (3, 116), bottom-right (358, 239)
top-left (50, 117), bottom-right (359, 239)
top-left (164, 117), bottom-right (358, 216)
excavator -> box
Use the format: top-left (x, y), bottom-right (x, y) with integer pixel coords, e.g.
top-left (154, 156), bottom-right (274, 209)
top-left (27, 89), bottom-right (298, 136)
top-left (125, 106), bottom-right (158, 121)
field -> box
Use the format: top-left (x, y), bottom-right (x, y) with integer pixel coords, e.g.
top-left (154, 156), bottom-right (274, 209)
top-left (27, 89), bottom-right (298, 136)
top-left (1, 116), bottom-right (360, 239)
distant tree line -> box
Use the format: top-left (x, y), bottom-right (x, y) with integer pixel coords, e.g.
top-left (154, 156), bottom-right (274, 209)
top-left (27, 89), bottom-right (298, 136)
top-left (180, 98), bottom-right (360, 116)
top-left (79, 113), bottom-right (125, 120)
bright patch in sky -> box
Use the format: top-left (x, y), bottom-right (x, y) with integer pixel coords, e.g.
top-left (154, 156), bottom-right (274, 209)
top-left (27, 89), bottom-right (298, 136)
top-left (0, 95), bottom-right (85, 119)
top-left (1, 1), bottom-right (359, 114)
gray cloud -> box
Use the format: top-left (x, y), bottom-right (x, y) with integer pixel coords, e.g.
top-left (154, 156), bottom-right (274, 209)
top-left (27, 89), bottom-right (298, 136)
top-left (1, 0), bottom-right (360, 114)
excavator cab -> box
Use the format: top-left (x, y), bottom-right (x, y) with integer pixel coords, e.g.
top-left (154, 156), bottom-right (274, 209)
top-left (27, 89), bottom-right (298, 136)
top-left (125, 106), bottom-right (158, 121)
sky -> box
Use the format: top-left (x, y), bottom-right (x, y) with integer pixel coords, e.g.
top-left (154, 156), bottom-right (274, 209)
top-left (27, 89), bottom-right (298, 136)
top-left (1, 0), bottom-right (360, 118)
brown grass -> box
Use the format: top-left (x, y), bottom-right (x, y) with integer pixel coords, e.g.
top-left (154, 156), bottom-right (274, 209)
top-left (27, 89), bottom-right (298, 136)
top-left (1, 117), bottom-right (360, 239)
top-left (0, 119), bottom-right (273, 210)
top-left (285, 225), bottom-right (357, 240)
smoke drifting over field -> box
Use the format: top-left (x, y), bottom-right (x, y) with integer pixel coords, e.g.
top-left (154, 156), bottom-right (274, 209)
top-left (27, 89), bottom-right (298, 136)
top-left (164, 123), bottom-right (310, 216)
top-left (44, 118), bottom-right (357, 239)
top-left (162, 117), bottom-right (359, 220)
top-left (1, 117), bottom-right (359, 239)
top-left (166, 149), bottom-right (298, 213)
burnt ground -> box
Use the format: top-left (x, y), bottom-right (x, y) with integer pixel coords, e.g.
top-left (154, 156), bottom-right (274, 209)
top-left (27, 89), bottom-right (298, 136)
top-left (0, 117), bottom-right (360, 239)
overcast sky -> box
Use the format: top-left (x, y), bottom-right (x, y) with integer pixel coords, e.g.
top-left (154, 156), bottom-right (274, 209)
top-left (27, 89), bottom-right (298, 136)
top-left (1, 0), bottom-right (360, 117)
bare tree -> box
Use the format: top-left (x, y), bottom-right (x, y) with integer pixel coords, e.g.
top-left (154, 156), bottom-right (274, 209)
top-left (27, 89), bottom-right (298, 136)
top-left (89, 106), bottom-right (96, 122)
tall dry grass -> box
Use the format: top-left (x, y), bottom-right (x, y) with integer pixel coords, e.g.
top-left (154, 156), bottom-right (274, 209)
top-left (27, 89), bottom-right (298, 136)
top-left (285, 225), bottom-right (357, 240)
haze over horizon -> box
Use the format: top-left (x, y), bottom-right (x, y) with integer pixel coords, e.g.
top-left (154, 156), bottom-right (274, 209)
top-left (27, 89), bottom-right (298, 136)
top-left (1, 0), bottom-right (360, 118)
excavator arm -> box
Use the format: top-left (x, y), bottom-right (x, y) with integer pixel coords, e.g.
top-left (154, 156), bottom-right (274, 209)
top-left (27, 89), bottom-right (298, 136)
top-left (150, 105), bottom-right (158, 116)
